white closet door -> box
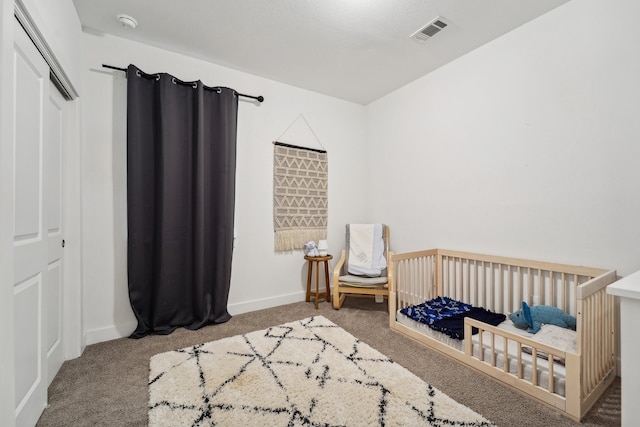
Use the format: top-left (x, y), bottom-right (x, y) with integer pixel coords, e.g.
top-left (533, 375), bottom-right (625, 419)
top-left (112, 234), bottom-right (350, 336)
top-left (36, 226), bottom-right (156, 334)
top-left (13, 18), bottom-right (50, 427)
top-left (45, 80), bottom-right (66, 387)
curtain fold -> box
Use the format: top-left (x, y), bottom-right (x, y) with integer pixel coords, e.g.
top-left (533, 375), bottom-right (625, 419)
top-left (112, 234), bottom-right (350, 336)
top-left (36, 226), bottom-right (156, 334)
top-left (126, 64), bottom-right (238, 338)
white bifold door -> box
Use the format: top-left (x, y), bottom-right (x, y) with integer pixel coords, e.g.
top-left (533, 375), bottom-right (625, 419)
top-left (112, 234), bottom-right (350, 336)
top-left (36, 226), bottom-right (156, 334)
top-left (13, 18), bottom-right (66, 427)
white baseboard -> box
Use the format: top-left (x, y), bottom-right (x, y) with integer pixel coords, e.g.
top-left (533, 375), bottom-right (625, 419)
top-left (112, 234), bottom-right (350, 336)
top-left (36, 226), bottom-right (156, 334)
top-left (84, 321), bottom-right (137, 346)
top-left (228, 291), bottom-right (306, 316)
top-left (84, 292), bottom-right (308, 345)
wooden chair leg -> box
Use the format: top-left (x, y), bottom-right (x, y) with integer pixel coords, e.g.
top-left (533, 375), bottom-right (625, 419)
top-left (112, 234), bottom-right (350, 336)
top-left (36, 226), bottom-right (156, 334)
top-left (339, 294), bottom-right (346, 307)
top-left (314, 261), bottom-right (320, 309)
top-left (305, 259), bottom-right (312, 302)
top-left (323, 260), bottom-right (331, 303)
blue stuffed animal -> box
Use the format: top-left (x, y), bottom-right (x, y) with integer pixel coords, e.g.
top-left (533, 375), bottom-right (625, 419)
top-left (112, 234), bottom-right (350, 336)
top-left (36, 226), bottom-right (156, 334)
top-left (509, 301), bottom-right (576, 334)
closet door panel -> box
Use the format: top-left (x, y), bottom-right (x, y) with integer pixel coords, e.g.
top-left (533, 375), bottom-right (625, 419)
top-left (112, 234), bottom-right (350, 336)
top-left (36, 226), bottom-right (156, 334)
top-left (13, 18), bottom-right (49, 427)
top-left (45, 80), bottom-right (66, 386)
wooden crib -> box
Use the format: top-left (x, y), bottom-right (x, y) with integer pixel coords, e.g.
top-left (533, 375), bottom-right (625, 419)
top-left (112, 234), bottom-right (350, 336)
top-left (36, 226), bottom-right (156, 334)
top-left (388, 249), bottom-right (617, 421)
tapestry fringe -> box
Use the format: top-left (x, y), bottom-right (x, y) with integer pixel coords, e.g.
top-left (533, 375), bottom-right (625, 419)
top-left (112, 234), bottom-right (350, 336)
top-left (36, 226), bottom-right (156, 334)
top-left (275, 228), bottom-right (327, 252)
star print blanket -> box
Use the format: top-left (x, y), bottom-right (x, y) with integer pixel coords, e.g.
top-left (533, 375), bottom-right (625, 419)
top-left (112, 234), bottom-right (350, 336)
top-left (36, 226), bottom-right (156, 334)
top-left (400, 296), bottom-right (506, 340)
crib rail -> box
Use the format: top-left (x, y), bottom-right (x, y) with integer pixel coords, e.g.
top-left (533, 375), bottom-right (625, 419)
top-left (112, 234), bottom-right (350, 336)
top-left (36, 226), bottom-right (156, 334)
top-left (463, 317), bottom-right (571, 406)
top-left (389, 248), bottom-right (617, 421)
top-left (436, 249), bottom-right (608, 316)
top-left (391, 249), bottom-right (438, 310)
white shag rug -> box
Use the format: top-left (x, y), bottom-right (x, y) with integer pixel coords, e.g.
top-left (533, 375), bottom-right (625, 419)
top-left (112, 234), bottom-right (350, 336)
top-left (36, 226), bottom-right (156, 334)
top-left (148, 316), bottom-right (496, 426)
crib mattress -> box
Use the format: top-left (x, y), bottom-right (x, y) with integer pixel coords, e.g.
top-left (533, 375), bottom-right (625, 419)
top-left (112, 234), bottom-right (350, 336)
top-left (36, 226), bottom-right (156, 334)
top-left (397, 310), bottom-right (567, 396)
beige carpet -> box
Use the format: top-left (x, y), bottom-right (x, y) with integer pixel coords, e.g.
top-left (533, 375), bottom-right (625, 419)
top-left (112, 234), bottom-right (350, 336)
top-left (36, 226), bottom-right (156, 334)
top-left (37, 297), bottom-right (620, 427)
top-left (148, 315), bottom-right (495, 426)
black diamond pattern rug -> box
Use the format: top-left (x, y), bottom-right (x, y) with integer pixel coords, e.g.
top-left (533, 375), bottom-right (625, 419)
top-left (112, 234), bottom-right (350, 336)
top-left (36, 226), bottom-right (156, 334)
top-left (148, 316), bottom-right (496, 426)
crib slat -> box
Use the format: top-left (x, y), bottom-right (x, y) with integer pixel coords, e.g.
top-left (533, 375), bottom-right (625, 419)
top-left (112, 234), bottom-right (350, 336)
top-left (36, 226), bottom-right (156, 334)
top-left (498, 264), bottom-right (503, 314)
top-left (458, 257), bottom-right (463, 300)
top-left (481, 261), bottom-right (486, 308)
top-left (598, 291), bottom-right (605, 382)
top-left (588, 296), bottom-right (595, 390)
top-left (401, 259), bottom-right (407, 306)
top-left (574, 274), bottom-right (578, 313)
top-left (538, 268), bottom-right (543, 305)
top-left (406, 260), bottom-right (412, 306)
top-left (415, 258), bottom-right (419, 304)
top-left (588, 293), bottom-right (600, 387)
top-left (464, 321), bottom-right (472, 356)
top-left (416, 258), bottom-right (421, 306)
top-left (561, 272), bottom-right (566, 312)
top-left (449, 256), bottom-right (454, 296)
top-left (407, 260), bottom-right (411, 307)
top-left (408, 260), bottom-right (414, 306)
top-left (416, 258), bottom-right (421, 305)
top-left (532, 349), bottom-right (539, 386)
top-left (517, 266), bottom-right (522, 312)
top-left (419, 257), bottom-right (429, 296)
top-left (418, 257), bottom-right (424, 304)
top-left (592, 294), bottom-right (598, 389)
top-left (490, 332), bottom-right (496, 367)
top-left (548, 353), bottom-right (555, 394)
top-left (527, 267), bottom-right (533, 305)
top-left (548, 270), bottom-right (553, 306)
top-left (503, 336), bottom-right (508, 372)
top-left (443, 256), bottom-right (448, 296)
top-left (517, 343), bottom-right (523, 379)
top-left (489, 262), bottom-right (494, 311)
top-left (508, 265), bottom-right (513, 313)
top-left (465, 258), bottom-right (470, 303)
top-left (401, 261), bottom-right (406, 308)
top-left (473, 260), bottom-right (479, 307)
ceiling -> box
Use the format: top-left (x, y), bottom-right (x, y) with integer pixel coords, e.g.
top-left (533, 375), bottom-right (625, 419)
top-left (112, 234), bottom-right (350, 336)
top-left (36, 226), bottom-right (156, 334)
top-left (72, 0), bottom-right (570, 105)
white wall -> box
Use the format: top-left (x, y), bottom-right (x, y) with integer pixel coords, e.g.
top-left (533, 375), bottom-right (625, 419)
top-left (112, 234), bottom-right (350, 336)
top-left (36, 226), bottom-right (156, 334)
top-left (81, 32), bottom-right (369, 343)
top-left (367, 0), bottom-right (640, 277)
top-left (81, 0), bottom-right (640, 345)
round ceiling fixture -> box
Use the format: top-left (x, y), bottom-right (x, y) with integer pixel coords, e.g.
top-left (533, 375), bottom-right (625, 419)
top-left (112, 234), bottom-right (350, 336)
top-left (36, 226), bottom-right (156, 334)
top-left (117, 14), bottom-right (138, 30)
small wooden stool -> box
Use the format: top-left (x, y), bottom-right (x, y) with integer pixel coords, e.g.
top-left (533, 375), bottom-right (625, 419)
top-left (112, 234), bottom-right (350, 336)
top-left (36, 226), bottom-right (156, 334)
top-left (304, 254), bottom-right (333, 309)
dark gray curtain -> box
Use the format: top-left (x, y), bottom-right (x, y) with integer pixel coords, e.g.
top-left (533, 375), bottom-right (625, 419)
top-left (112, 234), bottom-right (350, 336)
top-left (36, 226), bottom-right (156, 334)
top-left (126, 64), bottom-right (237, 338)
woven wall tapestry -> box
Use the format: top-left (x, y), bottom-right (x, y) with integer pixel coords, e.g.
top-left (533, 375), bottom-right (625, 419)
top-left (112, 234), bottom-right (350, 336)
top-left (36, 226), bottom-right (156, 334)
top-left (273, 142), bottom-right (328, 251)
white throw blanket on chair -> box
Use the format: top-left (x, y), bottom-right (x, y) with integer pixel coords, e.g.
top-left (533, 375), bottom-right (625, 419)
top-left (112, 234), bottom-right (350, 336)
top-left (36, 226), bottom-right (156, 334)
top-left (347, 224), bottom-right (386, 277)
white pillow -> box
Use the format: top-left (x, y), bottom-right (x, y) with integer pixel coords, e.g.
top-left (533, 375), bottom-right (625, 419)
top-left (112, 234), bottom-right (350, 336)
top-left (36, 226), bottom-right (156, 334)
top-left (530, 324), bottom-right (577, 353)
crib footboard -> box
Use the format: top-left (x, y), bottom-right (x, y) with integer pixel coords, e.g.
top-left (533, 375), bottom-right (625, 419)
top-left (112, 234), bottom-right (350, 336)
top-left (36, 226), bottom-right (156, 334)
top-left (574, 269), bottom-right (617, 417)
top-left (389, 248), bottom-right (617, 421)
top-left (462, 317), bottom-right (577, 414)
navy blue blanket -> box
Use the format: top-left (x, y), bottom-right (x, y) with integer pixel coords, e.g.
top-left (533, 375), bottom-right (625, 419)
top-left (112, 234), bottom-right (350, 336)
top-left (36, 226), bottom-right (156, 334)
top-left (432, 307), bottom-right (506, 340)
top-left (400, 297), bottom-right (506, 340)
top-left (399, 296), bottom-right (472, 326)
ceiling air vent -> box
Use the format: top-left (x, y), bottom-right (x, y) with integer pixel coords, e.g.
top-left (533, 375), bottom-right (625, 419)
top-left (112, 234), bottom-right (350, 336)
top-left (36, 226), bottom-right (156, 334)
top-left (410, 17), bottom-right (448, 42)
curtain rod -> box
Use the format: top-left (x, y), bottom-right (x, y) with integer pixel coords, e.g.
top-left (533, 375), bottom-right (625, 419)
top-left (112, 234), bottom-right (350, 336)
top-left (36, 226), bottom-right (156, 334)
top-left (102, 64), bottom-right (264, 103)
top-left (273, 141), bottom-right (326, 154)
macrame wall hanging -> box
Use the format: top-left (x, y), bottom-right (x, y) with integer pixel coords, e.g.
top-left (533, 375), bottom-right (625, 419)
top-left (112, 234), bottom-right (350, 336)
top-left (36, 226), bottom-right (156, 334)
top-left (273, 115), bottom-right (328, 251)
